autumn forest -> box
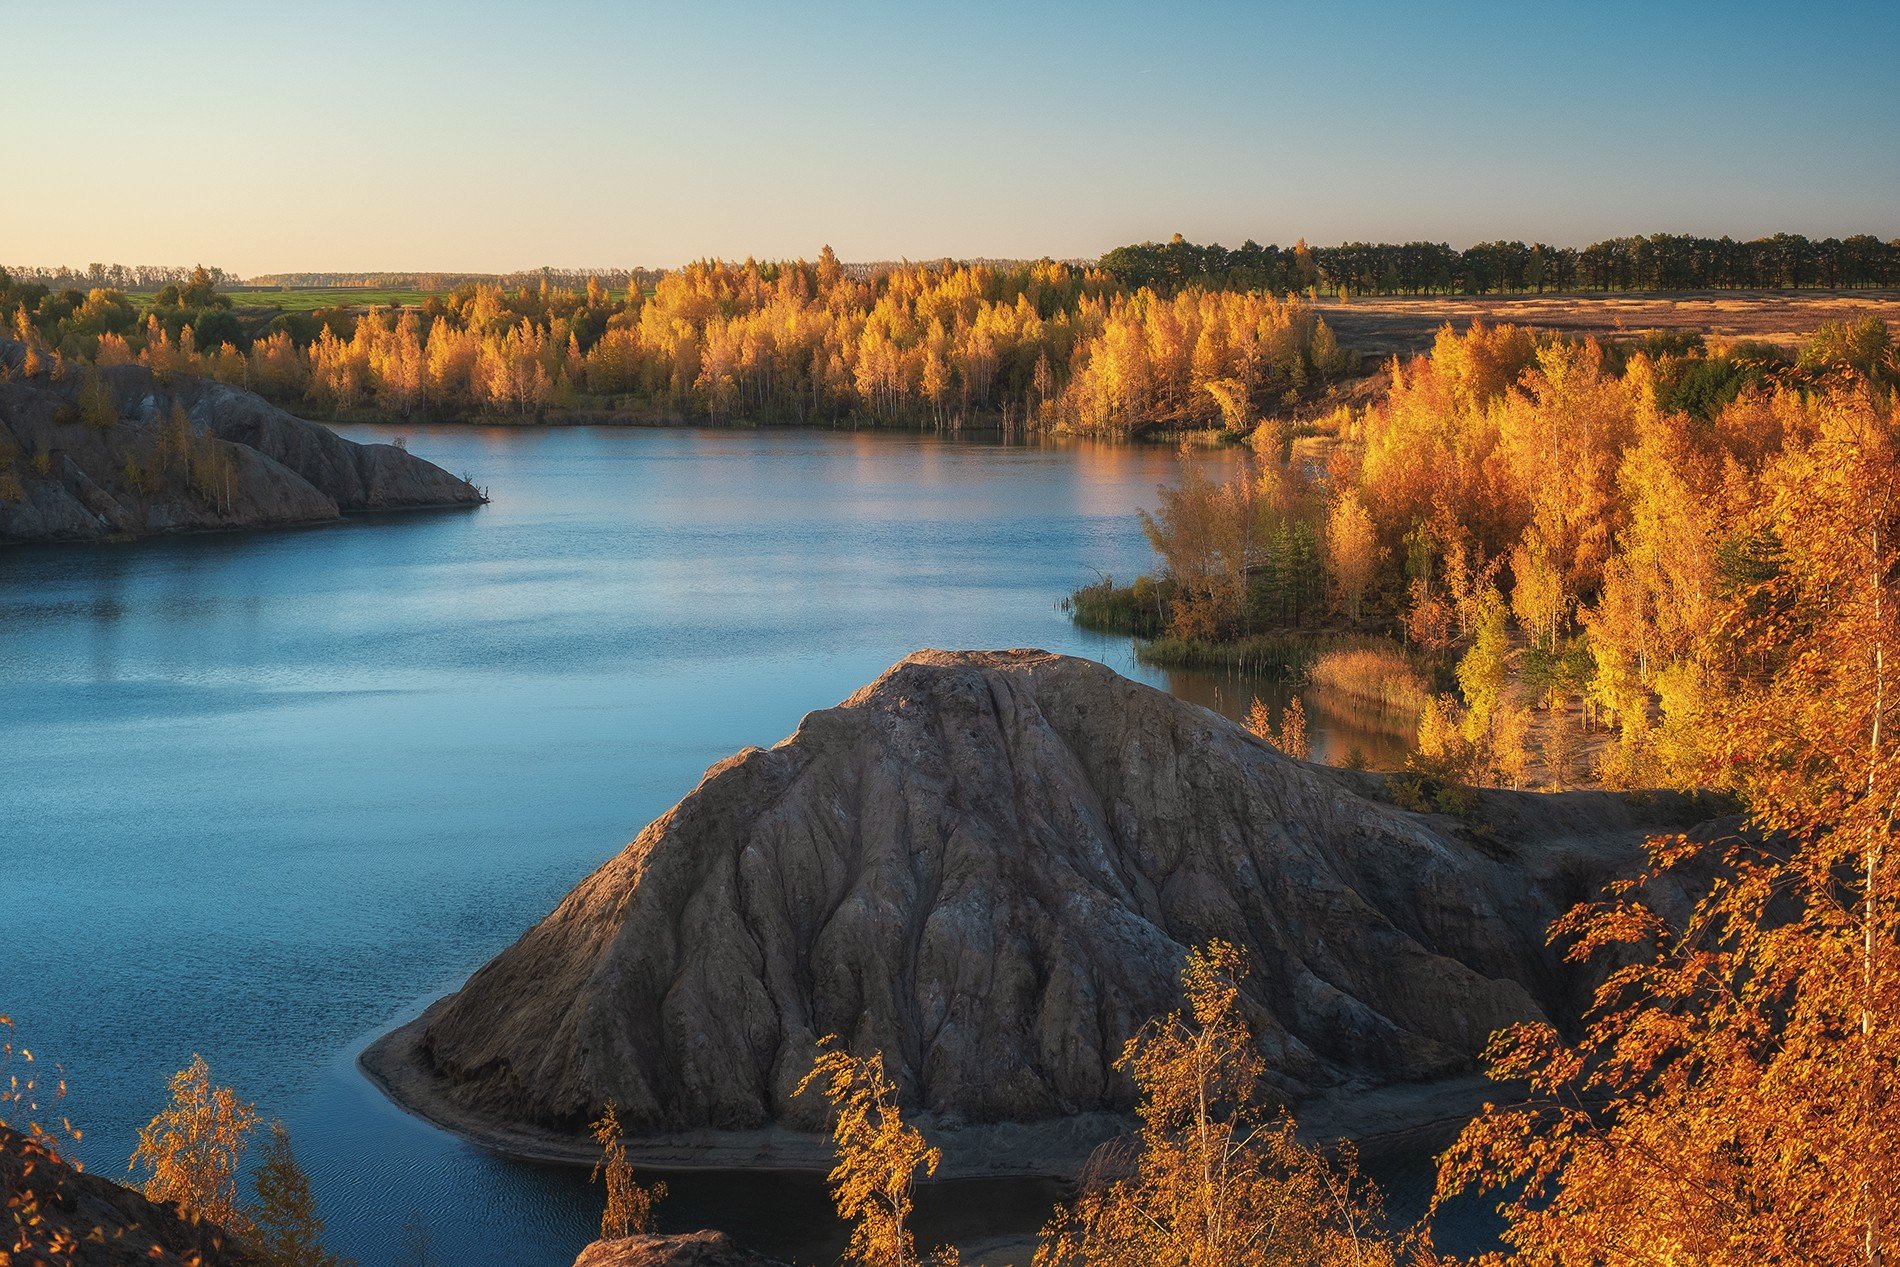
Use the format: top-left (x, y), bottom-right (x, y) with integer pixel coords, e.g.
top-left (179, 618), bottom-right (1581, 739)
top-left (7, 225), bottom-right (1897, 437)
top-left (10, 0), bottom-right (1900, 1260)
top-left (3, 230), bottom-right (1897, 1267)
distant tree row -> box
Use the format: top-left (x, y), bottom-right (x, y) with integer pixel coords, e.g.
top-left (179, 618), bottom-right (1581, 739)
top-left (14, 230), bottom-right (1897, 301)
top-left (4, 255), bottom-right (1351, 435)
top-left (243, 268), bottom-right (664, 293)
top-left (1, 262), bottom-right (239, 292)
top-left (838, 257), bottom-right (1094, 280)
top-left (1100, 231), bottom-right (1900, 295)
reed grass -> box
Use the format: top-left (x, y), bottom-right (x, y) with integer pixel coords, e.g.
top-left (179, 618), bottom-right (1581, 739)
top-left (1305, 645), bottom-right (1433, 717)
top-left (1138, 631), bottom-right (1333, 676)
top-left (1063, 575), bottom-right (1170, 638)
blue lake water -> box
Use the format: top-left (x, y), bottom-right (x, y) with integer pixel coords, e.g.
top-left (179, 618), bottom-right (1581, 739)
top-left (0, 425), bottom-right (1410, 1266)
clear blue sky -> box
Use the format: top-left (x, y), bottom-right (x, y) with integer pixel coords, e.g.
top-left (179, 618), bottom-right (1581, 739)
top-left (4, 0), bottom-right (1896, 275)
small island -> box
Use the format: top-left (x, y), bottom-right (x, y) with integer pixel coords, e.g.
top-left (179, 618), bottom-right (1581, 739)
top-left (0, 336), bottom-right (484, 544)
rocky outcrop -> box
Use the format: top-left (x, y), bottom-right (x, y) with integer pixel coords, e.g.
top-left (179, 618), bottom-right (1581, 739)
top-left (574, 1232), bottom-right (789, 1267)
top-left (0, 339), bottom-right (484, 543)
top-left (367, 650), bottom-right (1719, 1172)
top-left (0, 1125), bottom-right (261, 1265)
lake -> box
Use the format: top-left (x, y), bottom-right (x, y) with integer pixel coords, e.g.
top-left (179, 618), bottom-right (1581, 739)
top-left (0, 425), bottom-right (1411, 1266)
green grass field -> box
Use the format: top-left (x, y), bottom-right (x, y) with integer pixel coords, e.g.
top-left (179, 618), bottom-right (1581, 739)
top-left (126, 288), bottom-right (441, 311)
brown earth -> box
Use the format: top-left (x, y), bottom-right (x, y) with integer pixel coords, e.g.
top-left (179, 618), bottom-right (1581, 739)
top-left (0, 1125), bottom-right (261, 1266)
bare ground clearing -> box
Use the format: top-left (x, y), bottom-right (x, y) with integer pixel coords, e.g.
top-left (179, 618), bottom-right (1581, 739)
top-left (1318, 289), bottom-right (1900, 356)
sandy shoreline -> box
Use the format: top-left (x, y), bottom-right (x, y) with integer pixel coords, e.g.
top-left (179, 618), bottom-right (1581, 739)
top-left (359, 1004), bottom-right (1129, 1179)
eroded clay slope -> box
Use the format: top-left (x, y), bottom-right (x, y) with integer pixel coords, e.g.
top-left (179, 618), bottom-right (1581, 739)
top-left (380, 650), bottom-right (1711, 1149)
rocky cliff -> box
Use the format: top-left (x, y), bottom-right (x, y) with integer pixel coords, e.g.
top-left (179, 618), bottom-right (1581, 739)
top-left (0, 339), bottom-right (484, 543)
top-left (367, 650), bottom-right (1718, 1172)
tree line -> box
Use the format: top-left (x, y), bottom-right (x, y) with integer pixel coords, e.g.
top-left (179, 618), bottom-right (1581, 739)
top-left (243, 268), bottom-right (664, 293)
top-left (2, 262), bottom-right (241, 292)
top-left (14, 227), bottom-right (1897, 303)
top-left (2, 256), bottom-right (1350, 435)
top-left (1100, 231), bottom-right (1900, 296)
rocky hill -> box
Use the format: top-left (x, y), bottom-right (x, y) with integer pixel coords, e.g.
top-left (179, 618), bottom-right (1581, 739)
top-left (366, 650), bottom-right (1720, 1174)
top-left (0, 339), bottom-right (484, 543)
top-left (0, 1125), bottom-right (260, 1265)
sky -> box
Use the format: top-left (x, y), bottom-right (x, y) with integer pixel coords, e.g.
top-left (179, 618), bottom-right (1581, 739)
top-left (3, 0), bottom-right (1897, 276)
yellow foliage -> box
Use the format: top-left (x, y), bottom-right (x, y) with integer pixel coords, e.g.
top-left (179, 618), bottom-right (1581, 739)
top-left (1492, 702), bottom-right (1534, 788)
top-left (1326, 490), bottom-right (1380, 625)
top-left (95, 332), bottom-right (136, 366)
top-left (1244, 696), bottom-right (1273, 742)
top-left (1414, 693), bottom-right (1477, 781)
top-left (1035, 943), bottom-right (1396, 1267)
top-left (1431, 387), bottom-right (1900, 1264)
top-left (798, 1040), bottom-right (948, 1267)
top-left (590, 1101), bottom-right (665, 1240)
top-left (1308, 646), bottom-right (1432, 719)
top-left (1506, 530), bottom-right (1567, 649)
top-left (1453, 587), bottom-right (1511, 740)
top-left (1275, 695), bottom-right (1311, 761)
top-left (128, 1054), bottom-right (258, 1235)
top-left (92, 258), bottom-right (1341, 436)
top-left (1, 1018), bottom-right (85, 1264)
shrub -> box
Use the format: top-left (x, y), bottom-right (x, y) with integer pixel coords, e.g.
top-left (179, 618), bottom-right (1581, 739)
top-left (1386, 771), bottom-right (1479, 819)
top-left (77, 370), bottom-right (116, 429)
top-left (1065, 574), bottom-right (1170, 638)
top-left (1138, 631), bottom-right (1328, 675)
top-left (798, 1040), bottom-right (958, 1267)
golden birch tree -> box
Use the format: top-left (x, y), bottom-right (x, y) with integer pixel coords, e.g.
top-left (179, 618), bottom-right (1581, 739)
top-left (128, 1054), bottom-right (258, 1234)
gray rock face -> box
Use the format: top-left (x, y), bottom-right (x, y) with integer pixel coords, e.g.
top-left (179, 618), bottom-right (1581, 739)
top-left (574, 1232), bottom-right (789, 1267)
top-left (0, 339), bottom-right (484, 543)
top-left (390, 650), bottom-right (1714, 1151)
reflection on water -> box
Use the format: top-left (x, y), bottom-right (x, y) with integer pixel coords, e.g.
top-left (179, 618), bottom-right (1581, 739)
top-left (3, 425), bottom-right (1413, 1266)
top-left (1160, 668), bottom-right (1414, 770)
